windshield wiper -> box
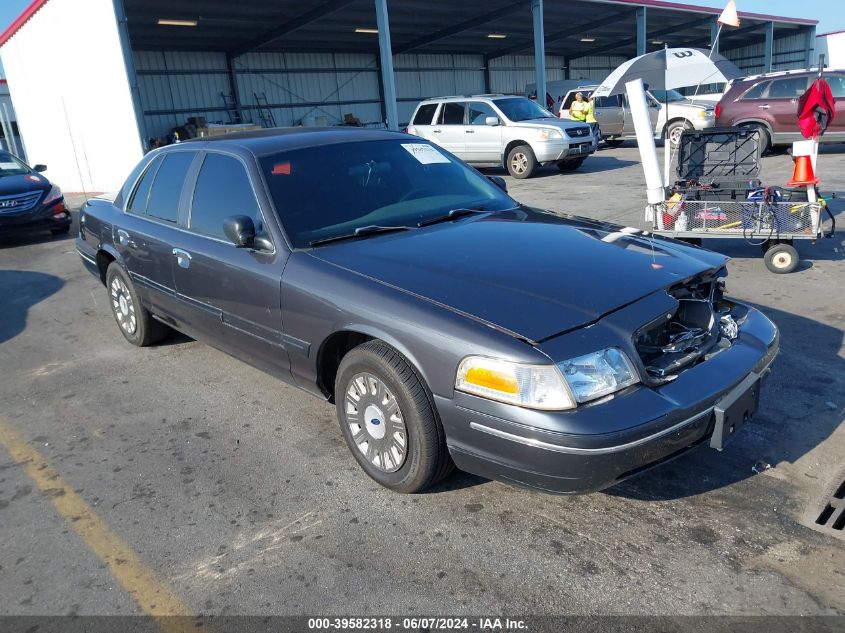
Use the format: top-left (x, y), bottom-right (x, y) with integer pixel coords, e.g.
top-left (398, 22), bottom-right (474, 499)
top-left (309, 224), bottom-right (414, 247)
top-left (417, 207), bottom-right (489, 228)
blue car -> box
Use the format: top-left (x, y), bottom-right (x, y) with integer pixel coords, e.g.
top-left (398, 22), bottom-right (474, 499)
top-left (0, 151), bottom-right (70, 238)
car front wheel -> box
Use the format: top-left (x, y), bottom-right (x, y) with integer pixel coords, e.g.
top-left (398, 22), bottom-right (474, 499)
top-left (666, 120), bottom-right (691, 148)
top-left (506, 145), bottom-right (538, 179)
top-left (335, 340), bottom-right (453, 493)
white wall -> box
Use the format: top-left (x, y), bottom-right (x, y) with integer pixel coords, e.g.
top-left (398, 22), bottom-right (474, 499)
top-left (0, 0), bottom-right (143, 192)
top-left (817, 33), bottom-right (845, 69)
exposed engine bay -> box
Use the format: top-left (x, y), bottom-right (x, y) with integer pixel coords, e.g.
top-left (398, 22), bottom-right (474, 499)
top-left (635, 269), bottom-right (745, 381)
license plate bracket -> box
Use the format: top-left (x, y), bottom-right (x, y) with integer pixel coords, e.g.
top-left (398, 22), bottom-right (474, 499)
top-left (710, 373), bottom-right (761, 451)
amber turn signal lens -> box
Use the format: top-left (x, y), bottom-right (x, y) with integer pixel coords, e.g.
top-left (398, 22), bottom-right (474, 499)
top-left (463, 366), bottom-right (519, 394)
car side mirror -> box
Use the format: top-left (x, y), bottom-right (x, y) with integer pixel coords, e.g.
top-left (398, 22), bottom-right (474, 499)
top-left (485, 116), bottom-right (500, 126)
top-left (223, 215), bottom-right (256, 248)
top-left (33, 164), bottom-right (47, 172)
top-left (487, 175), bottom-right (507, 192)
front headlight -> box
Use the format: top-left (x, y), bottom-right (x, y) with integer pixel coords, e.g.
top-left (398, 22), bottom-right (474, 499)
top-left (456, 356), bottom-right (575, 410)
top-left (558, 348), bottom-right (639, 404)
top-left (538, 128), bottom-right (563, 140)
top-left (43, 184), bottom-right (63, 205)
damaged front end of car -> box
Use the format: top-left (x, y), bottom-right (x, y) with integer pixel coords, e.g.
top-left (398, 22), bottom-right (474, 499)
top-left (634, 268), bottom-right (747, 383)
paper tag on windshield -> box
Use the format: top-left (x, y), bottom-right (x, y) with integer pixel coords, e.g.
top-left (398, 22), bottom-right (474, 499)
top-left (0, 162), bottom-right (20, 170)
top-left (401, 143), bottom-right (450, 164)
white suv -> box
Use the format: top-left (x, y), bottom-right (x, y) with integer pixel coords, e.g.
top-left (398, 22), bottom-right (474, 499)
top-left (407, 95), bottom-right (597, 179)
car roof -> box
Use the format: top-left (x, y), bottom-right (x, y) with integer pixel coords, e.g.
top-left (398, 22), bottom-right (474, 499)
top-left (735, 67), bottom-right (843, 83)
top-left (179, 126), bottom-right (410, 156)
top-left (417, 94), bottom-right (515, 104)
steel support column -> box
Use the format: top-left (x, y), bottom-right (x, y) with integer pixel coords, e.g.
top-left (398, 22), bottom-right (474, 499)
top-left (531, 0), bottom-right (546, 108)
top-left (805, 25), bottom-right (817, 68)
top-left (374, 0), bottom-right (398, 130)
top-left (710, 18), bottom-right (720, 53)
top-left (112, 0), bottom-right (149, 147)
top-left (764, 21), bottom-right (774, 71)
top-left (636, 7), bottom-right (647, 56)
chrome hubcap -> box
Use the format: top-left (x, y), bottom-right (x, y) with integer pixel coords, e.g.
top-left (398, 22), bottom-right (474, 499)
top-left (511, 153), bottom-right (528, 174)
top-left (670, 127), bottom-right (683, 145)
top-left (345, 372), bottom-right (407, 473)
top-left (110, 276), bottom-right (137, 335)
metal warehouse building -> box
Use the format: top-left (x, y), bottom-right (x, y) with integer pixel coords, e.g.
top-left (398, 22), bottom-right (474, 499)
top-left (0, 0), bottom-right (816, 192)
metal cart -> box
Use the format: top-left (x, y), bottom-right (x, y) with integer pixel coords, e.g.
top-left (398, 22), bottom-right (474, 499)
top-left (649, 127), bottom-right (836, 273)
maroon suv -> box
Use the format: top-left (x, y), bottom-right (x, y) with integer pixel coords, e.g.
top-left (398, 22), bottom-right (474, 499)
top-left (715, 69), bottom-right (845, 152)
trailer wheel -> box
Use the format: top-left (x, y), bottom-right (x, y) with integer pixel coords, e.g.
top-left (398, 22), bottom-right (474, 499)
top-left (763, 243), bottom-right (799, 274)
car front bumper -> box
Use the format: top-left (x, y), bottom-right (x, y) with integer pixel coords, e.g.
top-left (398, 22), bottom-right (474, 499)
top-left (534, 138), bottom-right (597, 162)
top-left (438, 305), bottom-right (778, 494)
top-left (0, 203), bottom-right (71, 236)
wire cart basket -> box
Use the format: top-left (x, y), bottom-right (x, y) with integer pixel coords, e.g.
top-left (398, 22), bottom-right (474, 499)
top-left (649, 127), bottom-right (835, 273)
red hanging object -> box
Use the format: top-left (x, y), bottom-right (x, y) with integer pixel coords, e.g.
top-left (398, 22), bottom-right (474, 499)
top-left (796, 78), bottom-right (835, 139)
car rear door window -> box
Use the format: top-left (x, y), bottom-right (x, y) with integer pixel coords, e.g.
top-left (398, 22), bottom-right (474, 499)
top-left (767, 77), bottom-right (809, 99)
top-left (742, 81), bottom-right (770, 99)
top-left (826, 75), bottom-right (845, 98)
top-left (190, 153), bottom-right (261, 240)
top-left (594, 95), bottom-right (621, 108)
top-left (412, 104), bottom-right (438, 125)
top-left (127, 155), bottom-right (163, 215)
top-left (467, 101), bottom-right (497, 125)
top-left (146, 152), bottom-right (195, 223)
top-left (438, 102), bottom-right (466, 125)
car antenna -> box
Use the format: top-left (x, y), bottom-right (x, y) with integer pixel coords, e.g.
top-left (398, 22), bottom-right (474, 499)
top-left (61, 96), bottom-right (90, 204)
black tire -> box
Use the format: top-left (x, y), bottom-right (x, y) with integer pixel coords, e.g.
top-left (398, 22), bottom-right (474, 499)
top-left (603, 138), bottom-right (624, 148)
top-left (51, 224), bottom-right (71, 235)
top-left (556, 157), bottom-right (585, 172)
top-left (334, 340), bottom-right (453, 493)
top-left (105, 263), bottom-right (170, 346)
top-left (666, 120), bottom-right (691, 148)
top-left (742, 123), bottom-right (770, 155)
top-left (763, 243), bottom-right (799, 274)
top-left (506, 144), bottom-right (538, 179)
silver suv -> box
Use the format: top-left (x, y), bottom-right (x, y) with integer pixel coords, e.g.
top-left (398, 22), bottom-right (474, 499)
top-left (407, 95), bottom-right (597, 179)
top-left (559, 86), bottom-right (716, 147)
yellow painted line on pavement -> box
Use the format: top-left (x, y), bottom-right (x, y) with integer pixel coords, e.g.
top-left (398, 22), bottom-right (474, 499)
top-left (0, 416), bottom-right (199, 633)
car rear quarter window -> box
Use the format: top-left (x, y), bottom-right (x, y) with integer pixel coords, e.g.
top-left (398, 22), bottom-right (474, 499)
top-left (594, 95), bottom-right (621, 108)
top-left (412, 104), bottom-right (438, 125)
top-left (146, 152), bottom-right (195, 223)
top-left (741, 81), bottom-right (770, 100)
top-left (438, 102), bottom-right (465, 125)
top-left (190, 153), bottom-right (261, 240)
top-left (766, 76), bottom-right (809, 99)
top-left (127, 155), bottom-right (163, 215)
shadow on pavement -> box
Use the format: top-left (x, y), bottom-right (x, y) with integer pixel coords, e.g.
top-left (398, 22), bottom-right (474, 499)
top-left (0, 270), bottom-right (65, 344)
top-left (608, 300), bottom-right (844, 501)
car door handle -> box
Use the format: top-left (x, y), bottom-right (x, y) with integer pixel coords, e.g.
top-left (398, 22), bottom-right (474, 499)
top-left (432, 129), bottom-right (442, 133)
top-left (172, 248), bottom-right (192, 269)
top-left (758, 104), bottom-right (770, 109)
top-left (116, 229), bottom-right (136, 248)
top-left (465, 129), bottom-right (475, 134)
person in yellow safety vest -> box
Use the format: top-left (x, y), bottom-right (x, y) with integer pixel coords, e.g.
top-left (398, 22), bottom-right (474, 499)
top-left (584, 95), bottom-right (600, 141)
top-left (569, 92), bottom-right (588, 122)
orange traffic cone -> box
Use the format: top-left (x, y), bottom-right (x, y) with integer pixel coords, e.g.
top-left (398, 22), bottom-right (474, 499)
top-left (787, 154), bottom-right (818, 187)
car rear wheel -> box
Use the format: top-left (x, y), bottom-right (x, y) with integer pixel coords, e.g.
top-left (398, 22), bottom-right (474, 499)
top-left (105, 263), bottom-right (170, 346)
top-left (763, 242), bottom-right (799, 274)
top-left (741, 123), bottom-right (770, 155)
top-left (335, 340), bottom-right (453, 493)
top-left (506, 145), bottom-right (538, 179)
top-left (557, 158), bottom-right (585, 172)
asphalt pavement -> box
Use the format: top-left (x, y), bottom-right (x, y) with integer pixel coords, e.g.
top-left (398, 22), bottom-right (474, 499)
top-left (0, 142), bottom-right (843, 620)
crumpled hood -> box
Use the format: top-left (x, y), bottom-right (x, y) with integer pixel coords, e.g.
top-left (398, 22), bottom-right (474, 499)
top-left (309, 208), bottom-right (727, 343)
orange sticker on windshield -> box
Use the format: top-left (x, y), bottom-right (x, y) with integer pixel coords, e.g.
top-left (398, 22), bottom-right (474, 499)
top-left (272, 162), bottom-right (291, 175)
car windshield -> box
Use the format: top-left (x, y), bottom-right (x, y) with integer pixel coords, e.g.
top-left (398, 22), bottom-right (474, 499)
top-left (0, 154), bottom-right (32, 177)
top-left (649, 89), bottom-right (687, 103)
top-left (492, 97), bottom-right (555, 122)
top-left (260, 139), bottom-right (516, 248)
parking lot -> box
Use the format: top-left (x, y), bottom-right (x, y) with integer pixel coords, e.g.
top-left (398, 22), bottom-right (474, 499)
top-left (1, 143), bottom-right (843, 619)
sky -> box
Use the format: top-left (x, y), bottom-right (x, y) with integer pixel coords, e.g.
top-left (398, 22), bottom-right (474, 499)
top-left (0, 0), bottom-right (842, 57)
